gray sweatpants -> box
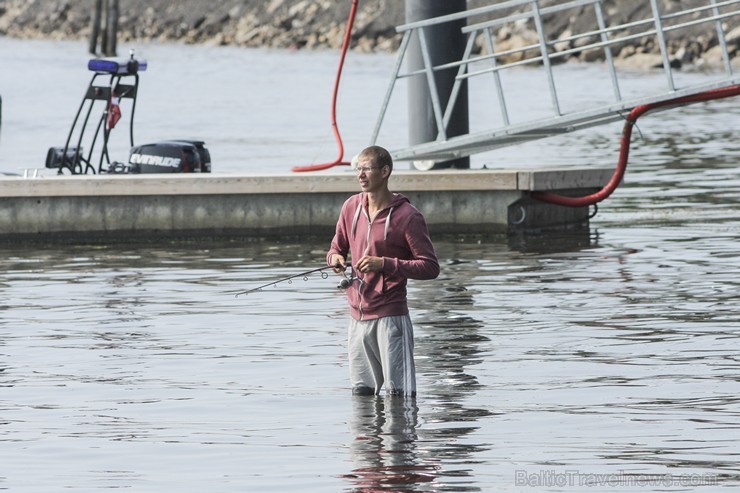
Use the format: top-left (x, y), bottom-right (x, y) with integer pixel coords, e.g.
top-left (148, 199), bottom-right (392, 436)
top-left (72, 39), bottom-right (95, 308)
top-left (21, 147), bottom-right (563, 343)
top-left (348, 314), bottom-right (416, 396)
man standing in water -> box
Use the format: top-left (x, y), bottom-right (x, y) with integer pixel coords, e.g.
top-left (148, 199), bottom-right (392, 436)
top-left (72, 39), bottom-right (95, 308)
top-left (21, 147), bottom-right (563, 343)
top-left (327, 145), bottom-right (440, 396)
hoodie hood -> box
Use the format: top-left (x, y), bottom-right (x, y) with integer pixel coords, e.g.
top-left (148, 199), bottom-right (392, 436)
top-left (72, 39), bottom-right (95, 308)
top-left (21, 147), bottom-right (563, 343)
top-left (350, 193), bottom-right (410, 242)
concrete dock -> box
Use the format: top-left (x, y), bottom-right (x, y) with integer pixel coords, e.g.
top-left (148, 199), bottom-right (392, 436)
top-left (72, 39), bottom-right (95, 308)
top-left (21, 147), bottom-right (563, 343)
top-left (0, 167), bottom-right (612, 242)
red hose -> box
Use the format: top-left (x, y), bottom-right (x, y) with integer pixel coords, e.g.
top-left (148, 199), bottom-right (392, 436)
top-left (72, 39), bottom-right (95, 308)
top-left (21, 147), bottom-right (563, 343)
top-left (292, 0), bottom-right (358, 172)
top-left (533, 84), bottom-right (740, 207)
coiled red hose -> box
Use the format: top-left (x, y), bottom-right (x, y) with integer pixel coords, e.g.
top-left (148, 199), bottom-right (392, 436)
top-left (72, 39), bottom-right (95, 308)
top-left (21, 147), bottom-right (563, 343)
top-left (292, 0), bottom-right (358, 172)
top-left (533, 84), bottom-right (740, 207)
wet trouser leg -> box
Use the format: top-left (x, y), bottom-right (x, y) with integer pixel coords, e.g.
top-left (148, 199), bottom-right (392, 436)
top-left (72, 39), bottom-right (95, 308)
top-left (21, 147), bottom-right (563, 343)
top-left (348, 315), bottom-right (416, 396)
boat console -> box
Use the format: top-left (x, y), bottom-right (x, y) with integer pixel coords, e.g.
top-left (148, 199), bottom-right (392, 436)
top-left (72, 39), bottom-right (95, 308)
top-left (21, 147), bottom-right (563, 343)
top-left (46, 50), bottom-right (210, 174)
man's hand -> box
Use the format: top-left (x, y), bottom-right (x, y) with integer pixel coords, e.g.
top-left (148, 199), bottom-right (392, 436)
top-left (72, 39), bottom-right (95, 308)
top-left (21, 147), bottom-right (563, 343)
top-left (330, 254), bottom-right (346, 274)
top-left (355, 255), bottom-right (384, 273)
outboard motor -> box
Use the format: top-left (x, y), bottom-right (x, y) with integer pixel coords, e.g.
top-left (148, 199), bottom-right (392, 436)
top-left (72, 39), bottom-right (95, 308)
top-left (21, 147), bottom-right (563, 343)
top-left (127, 140), bottom-right (211, 173)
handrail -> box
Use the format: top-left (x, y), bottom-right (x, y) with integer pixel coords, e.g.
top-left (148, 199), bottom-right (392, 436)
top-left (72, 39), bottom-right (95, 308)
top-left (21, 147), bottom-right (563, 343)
top-left (463, 0), bottom-right (601, 33)
top-left (396, 0), bottom-right (533, 32)
top-left (370, 0), bottom-right (740, 165)
top-left (458, 8), bottom-right (739, 81)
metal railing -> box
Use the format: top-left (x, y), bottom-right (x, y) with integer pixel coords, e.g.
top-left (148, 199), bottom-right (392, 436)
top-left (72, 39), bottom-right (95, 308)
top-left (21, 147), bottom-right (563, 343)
top-left (370, 0), bottom-right (740, 164)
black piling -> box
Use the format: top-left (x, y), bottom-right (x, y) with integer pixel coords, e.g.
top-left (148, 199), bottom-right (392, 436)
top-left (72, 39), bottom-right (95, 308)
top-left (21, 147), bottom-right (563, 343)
top-left (89, 0), bottom-right (118, 56)
top-left (405, 0), bottom-right (470, 169)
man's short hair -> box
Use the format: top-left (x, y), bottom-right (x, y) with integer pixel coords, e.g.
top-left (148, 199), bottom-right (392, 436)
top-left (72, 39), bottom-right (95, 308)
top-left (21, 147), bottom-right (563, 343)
top-left (360, 145), bottom-right (393, 171)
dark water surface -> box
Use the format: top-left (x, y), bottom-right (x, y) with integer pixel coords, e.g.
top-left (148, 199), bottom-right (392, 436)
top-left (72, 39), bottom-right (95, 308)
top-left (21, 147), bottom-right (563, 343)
top-left (0, 38), bottom-right (739, 491)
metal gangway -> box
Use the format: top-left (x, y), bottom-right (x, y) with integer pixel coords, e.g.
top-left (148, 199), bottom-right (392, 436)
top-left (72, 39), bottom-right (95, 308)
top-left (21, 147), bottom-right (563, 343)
top-left (370, 0), bottom-right (740, 166)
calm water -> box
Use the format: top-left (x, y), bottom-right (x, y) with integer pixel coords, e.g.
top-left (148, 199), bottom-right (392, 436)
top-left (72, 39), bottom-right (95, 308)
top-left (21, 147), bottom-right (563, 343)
top-left (1, 38), bottom-right (739, 492)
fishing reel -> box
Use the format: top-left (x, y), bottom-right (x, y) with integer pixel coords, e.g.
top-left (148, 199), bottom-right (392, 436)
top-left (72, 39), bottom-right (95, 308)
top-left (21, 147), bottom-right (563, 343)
top-left (337, 276), bottom-right (358, 290)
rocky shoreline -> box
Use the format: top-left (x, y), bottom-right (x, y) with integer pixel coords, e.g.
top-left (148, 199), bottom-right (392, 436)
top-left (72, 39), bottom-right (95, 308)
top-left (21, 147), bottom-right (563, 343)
top-left (0, 0), bottom-right (738, 68)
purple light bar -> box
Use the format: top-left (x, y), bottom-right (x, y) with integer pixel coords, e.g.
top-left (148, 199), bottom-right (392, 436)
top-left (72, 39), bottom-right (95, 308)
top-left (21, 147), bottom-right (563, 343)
top-left (88, 57), bottom-right (148, 75)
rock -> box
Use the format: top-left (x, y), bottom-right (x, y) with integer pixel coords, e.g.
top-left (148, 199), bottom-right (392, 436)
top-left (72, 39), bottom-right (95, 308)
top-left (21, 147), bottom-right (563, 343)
top-left (614, 52), bottom-right (669, 70)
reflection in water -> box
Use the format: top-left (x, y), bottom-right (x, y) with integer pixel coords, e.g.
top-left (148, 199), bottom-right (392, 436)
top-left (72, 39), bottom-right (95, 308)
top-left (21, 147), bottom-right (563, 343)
top-left (344, 396), bottom-right (436, 492)
top-left (341, 246), bottom-right (497, 492)
top-left (508, 228), bottom-right (597, 254)
top-left (414, 258), bottom-right (496, 491)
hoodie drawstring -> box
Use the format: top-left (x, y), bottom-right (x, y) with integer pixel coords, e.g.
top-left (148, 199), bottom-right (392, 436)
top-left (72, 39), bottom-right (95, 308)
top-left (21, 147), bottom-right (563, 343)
top-left (350, 202), bottom-right (362, 239)
top-left (384, 207), bottom-right (394, 241)
top-left (352, 201), bottom-right (393, 241)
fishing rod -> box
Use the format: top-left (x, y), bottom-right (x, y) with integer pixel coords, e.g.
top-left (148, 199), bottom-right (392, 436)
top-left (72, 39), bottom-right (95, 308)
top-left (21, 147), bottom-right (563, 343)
top-left (235, 263), bottom-right (356, 296)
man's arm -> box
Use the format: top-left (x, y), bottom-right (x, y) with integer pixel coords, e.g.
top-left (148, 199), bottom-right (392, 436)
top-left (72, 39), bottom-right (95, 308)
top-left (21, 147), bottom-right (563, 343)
top-left (385, 212), bottom-right (439, 280)
top-left (327, 202), bottom-right (351, 271)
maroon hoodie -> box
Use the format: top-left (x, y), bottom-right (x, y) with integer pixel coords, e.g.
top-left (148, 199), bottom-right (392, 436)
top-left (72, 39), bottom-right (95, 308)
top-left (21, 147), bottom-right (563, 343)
top-left (327, 192), bottom-right (440, 321)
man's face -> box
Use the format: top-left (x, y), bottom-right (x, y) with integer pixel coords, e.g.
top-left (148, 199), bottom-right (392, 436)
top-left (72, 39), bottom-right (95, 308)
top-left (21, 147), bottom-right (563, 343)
top-left (355, 156), bottom-right (386, 193)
